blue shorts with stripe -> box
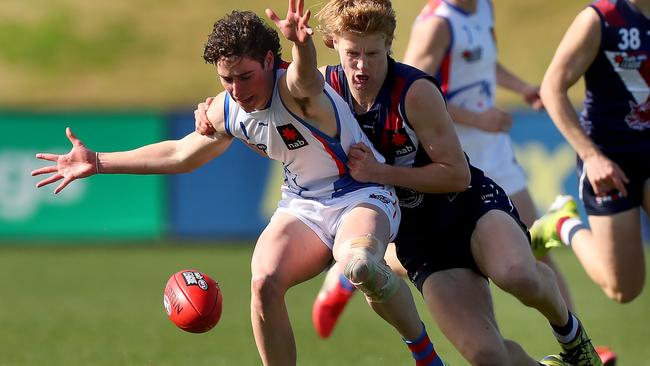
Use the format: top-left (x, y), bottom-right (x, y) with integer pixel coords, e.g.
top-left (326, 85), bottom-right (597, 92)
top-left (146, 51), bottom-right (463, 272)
top-left (578, 149), bottom-right (650, 216)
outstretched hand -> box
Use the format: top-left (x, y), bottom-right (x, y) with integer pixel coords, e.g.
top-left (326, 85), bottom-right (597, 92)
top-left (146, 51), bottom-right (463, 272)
top-left (266, 0), bottom-right (313, 45)
top-left (31, 127), bottom-right (97, 194)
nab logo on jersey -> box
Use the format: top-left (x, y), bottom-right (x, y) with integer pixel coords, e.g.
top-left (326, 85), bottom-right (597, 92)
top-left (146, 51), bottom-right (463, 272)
top-left (462, 47), bottom-right (482, 62)
top-left (392, 130), bottom-right (416, 157)
top-left (277, 124), bottom-right (309, 150)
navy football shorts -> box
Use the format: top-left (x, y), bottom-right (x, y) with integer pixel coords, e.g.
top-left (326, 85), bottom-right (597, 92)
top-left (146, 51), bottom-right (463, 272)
top-left (394, 169), bottom-right (530, 292)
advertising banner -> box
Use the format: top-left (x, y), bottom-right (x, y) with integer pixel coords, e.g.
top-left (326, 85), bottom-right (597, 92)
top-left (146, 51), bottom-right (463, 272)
top-left (168, 112), bottom-right (278, 238)
top-left (0, 112), bottom-right (166, 241)
top-left (2, 110), bottom-right (645, 242)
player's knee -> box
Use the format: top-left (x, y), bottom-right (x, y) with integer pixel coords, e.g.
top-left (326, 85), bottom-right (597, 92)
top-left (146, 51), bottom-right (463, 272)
top-left (603, 278), bottom-right (644, 303)
top-left (339, 235), bottom-right (399, 303)
top-left (493, 264), bottom-right (540, 302)
top-left (250, 274), bottom-right (285, 312)
top-left (465, 348), bottom-right (508, 366)
top-left (461, 339), bottom-right (510, 366)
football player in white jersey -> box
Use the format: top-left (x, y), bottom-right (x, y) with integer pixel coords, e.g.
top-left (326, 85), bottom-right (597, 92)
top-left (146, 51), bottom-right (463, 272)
top-left (31, 1), bottom-right (441, 365)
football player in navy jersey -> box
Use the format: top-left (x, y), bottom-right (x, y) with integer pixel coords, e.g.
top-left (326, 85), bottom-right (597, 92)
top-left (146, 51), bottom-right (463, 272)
top-left (538, 1), bottom-right (650, 363)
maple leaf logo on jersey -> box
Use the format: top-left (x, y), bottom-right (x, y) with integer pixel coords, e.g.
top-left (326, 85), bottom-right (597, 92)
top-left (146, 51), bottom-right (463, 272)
top-left (391, 130), bottom-right (416, 157)
top-left (462, 47), bottom-right (482, 62)
top-left (276, 124), bottom-right (309, 150)
top-left (392, 132), bottom-right (407, 146)
top-left (625, 100), bottom-right (650, 130)
top-left (613, 53), bottom-right (647, 70)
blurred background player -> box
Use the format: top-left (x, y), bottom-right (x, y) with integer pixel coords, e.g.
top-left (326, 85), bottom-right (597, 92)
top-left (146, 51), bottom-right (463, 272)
top-left (197, 0), bottom-right (605, 364)
top-left (537, 0), bottom-right (650, 363)
top-left (31, 2), bottom-right (445, 365)
top-left (402, 0), bottom-right (579, 311)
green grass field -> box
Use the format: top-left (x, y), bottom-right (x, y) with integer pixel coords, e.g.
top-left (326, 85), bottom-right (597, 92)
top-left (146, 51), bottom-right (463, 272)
top-left (1, 2), bottom-right (649, 364)
top-left (1, 243), bottom-right (648, 365)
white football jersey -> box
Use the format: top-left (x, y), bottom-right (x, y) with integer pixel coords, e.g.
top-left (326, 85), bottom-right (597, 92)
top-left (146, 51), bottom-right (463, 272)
top-left (223, 67), bottom-right (384, 199)
top-left (418, 0), bottom-right (514, 176)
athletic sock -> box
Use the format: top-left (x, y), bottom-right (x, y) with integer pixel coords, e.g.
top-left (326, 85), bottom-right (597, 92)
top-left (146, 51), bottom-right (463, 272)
top-left (557, 217), bottom-right (585, 247)
top-left (338, 273), bottom-right (355, 292)
top-left (551, 311), bottom-right (579, 344)
top-left (404, 324), bottom-right (445, 366)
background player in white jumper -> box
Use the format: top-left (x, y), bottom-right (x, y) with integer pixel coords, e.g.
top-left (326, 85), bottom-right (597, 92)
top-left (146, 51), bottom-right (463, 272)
top-left (402, 0), bottom-right (577, 307)
top-left (31, 2), bottom-right (443, 365)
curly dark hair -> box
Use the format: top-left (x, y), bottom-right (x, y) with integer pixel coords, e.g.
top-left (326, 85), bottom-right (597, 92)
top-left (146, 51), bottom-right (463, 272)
top-left (203, 10), bottom-right (282, 68)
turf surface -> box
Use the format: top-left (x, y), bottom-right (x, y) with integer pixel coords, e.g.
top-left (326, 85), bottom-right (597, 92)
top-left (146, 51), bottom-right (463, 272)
top-left (0, 243), bottom-right (648, 365)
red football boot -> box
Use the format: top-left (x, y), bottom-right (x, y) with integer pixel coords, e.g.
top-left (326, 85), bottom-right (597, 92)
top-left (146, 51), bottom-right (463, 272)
top-left (312, 273), bottom-right (356, 339)
top-left (596, 345), bottom-right (617, 366)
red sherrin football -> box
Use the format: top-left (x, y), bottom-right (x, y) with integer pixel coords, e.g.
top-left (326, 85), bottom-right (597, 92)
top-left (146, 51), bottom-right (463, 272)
top-left (163, 270), bottom-right (223, 333)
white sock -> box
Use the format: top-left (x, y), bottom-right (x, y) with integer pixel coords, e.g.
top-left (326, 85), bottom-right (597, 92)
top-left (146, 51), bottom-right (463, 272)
top-left (559, 218), bottom-right (584, 247)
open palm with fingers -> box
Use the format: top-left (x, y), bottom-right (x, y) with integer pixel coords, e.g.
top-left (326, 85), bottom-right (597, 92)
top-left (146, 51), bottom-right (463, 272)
top-left (266, 0), bottom-right (313, 45)
top-left (31, 127), bottom-right (97, 194)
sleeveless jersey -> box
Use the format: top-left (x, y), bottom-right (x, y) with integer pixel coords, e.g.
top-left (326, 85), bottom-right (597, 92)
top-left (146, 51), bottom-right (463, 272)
top-left (325, 58), bottom-right (431, 168)
top-left (415, 0), bottom-right (514, 175)
top-left (583, 0), bottom-right (650, 154)
top-left (223, 67), bottom-right (382, 199)
top-left (323, 56), bottom-right (526, 284)
top-left (325, 57), bottom-right (485, 207)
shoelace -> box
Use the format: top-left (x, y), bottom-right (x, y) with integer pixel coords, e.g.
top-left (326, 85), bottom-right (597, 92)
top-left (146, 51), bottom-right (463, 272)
top-left (560, 337), bottom-right (593, 365)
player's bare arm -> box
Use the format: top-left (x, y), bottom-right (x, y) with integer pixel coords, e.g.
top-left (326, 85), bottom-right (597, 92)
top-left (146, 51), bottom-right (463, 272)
top-left (402, 15), bottom-right (448, 77)
top-left (402, 14), bottom-right (511, 133)
top-left (267, 0), bottom-right (319, 98)
top-left (32, 103), bottom-right (232, 194)
top-left (268, 0), bottom-right (338, 138)
top-left (541, 7), bottom-right (629, 196)
top-left (495, 62), bottom-right (543, 110)
top-left (349, 79), bottom-right (470, 193)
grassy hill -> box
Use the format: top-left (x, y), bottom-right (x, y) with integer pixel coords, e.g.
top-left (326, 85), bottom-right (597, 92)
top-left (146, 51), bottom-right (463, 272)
top-left (0, 0), bottom-right (588, 110)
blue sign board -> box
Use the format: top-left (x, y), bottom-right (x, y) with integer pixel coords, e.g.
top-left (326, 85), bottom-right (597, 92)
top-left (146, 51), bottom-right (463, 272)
top-left (168, 112), bottom-right (277, 239)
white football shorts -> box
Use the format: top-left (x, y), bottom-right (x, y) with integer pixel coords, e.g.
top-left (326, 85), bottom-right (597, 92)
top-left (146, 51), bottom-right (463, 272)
top-left (459, 131), bottom-right (528, 196)
top-left (274, 186), bottom-right (401, 249)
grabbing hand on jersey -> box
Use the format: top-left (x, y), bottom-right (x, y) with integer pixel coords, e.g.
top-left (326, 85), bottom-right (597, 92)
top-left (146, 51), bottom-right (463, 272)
top-left (476, 107), bottom-right (513, 132)
top-left (584, 153), bottom-right (630, 197)
top-left (194, 97), bottom-right (216, 136)
top-left (31, 127), bottom-right (97, 194)
top-left (347, 142), bottom-right (384, 183)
